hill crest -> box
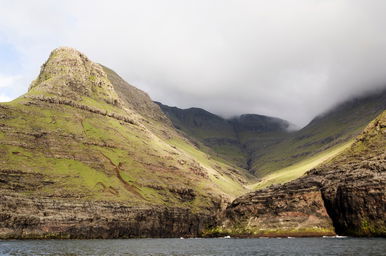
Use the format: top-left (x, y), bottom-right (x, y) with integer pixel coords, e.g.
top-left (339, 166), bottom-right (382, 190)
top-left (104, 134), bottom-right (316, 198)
top-left (29, 47), bottom-right (121, 106)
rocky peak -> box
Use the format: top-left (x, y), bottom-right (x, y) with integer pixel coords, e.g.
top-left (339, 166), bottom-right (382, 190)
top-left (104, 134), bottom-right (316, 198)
top-left (29, 47), bottom-right (121, 106)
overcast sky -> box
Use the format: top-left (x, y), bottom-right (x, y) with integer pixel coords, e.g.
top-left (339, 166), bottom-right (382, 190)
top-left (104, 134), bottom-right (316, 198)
top-left (1, 0), bottom-right (386, 126)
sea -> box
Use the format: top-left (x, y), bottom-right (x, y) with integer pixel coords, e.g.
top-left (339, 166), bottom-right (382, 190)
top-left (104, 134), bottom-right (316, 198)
top-left (0, 237), bottom-right (385, 256)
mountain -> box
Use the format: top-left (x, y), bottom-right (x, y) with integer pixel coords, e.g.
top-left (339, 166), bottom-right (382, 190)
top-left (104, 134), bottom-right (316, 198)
top-left (158, 89), bottom-right (386, 186)
top-left (0, 47), bottom-right (253, 239)
top-left (208, 110), bottom-right (386, 237)
top-left (155, 103), bottom-right (247, 168)
top-left (156, 102), bottom-right (293, 170)
top-left (250, 89), bottom-right (386, 176)
top-left (0, 47), bottom-right (384, 239)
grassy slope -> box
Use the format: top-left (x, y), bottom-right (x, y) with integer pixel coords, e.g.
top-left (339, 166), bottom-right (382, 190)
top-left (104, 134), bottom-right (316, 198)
top-left (250, 90), bottom-right (386, 176)
top-left (103, 66), bottom-right (255, 198)
top-left (156, 103), bottom-right (293, 170)
top-left (158, 90), bottom-right (385, 189)
top-left (0, 96), bottom-right (250, 211)
top-left (156, 103), bottom-right (249, 169)
top-left (249, 140), bottom-right (353, 190)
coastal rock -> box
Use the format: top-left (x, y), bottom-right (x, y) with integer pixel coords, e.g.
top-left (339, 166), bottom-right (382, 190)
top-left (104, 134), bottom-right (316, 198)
top-left (212, 184), bottom-right (335, 237)
top-left (0, 192), bottom-right (214, 239)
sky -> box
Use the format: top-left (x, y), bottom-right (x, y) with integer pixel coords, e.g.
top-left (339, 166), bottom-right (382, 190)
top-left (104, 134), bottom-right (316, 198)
top-left (1, 0), bottom-right (386, 126)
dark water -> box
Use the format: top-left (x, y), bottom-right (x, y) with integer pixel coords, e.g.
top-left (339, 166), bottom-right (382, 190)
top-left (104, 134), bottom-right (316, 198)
top-left (0, 237), bottom-right (385, 256)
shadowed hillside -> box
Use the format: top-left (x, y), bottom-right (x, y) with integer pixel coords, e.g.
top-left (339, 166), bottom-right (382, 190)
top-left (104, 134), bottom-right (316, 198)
top-left (251, 89), bottom-right (386, 176)
top-left (156, 102), bottom-right (294, 170)
top-left (158, 89), bottom-right (386, 183)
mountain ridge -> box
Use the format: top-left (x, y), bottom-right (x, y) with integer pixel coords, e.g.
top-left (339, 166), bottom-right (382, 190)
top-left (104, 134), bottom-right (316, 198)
top-left (157, 88), bottom-right (386, 181)
top-left (156, 102), bottom-right (294, 170)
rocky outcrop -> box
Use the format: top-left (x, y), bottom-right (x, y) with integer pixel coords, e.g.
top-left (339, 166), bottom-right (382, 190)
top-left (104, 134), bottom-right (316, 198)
top-left (29, 47), bottom-right (121, 105)
top-left (103, 66), bottom-right (172, 125)
top-left (317, 111), bottom-right (386, 236)
top-left (215, 186), bottom-right (335, 237)
top-left (212, 111), bottom-right (386, 237)
top-left (0, 192), bottom-right (214, 239)
top-left (26, 95), bottom-right (135, 124)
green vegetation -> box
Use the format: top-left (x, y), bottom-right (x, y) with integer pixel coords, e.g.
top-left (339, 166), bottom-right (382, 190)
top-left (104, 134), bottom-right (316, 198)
top-left (250, 93), bottom-right (386, 175)
top-left (354, 219), bottom-right (386, 236)
top-left (168, 137), bottom-right (251, 197)
top-left (158, 91), bottom-right (385, 178)
top-left (203, 225), bottom-right (335, 237)
top-left (249, 141), bottom-right (353, 189)
top-left (0, 47), bottom-right (256, 215)
top-left (1, 47), bottom-right (385, 229)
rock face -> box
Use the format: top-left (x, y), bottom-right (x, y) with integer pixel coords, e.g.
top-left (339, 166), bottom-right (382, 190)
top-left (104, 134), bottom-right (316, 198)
top-left (29, 47), bottom-right (121, 105)
top-left (212, 111), bottom-right (386, 237)
top-left (104, 66), bottom-right (171, 124)
top-left (0, 192), bottom-right (213, 239)
top-left (216, 186), bottom-right (335, 237)
top-left (318, 112), bottom-right (386, 236)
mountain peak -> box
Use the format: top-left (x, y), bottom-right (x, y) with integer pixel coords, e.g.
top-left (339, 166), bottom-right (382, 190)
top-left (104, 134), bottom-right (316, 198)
top-left (29, 47), bottom-right (120, 105)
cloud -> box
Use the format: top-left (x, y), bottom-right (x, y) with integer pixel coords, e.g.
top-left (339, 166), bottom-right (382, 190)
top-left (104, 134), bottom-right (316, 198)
top-left (0, 74), bottom-right (21, 88)
top-left (0, 94), bottom-right (11, 102)
top-left (1, 0), bottom-right (386, 126)
top-left (0, 74), bottom-right (22, 102)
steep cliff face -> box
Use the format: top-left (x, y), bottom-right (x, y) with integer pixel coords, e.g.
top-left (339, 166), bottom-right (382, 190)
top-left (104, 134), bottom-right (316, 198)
top-left (0, 192), bottom-right (214, 239)
top-left (214, 186), bottom-right (335, 237)
top-left (212, 111), bottom-right (385, 237)
top-left (0, 47), bottom-right (251, 239)
top-left (317, 111), bottom-right (386, 236)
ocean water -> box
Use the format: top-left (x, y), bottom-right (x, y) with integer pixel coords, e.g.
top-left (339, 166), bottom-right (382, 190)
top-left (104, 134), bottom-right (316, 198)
top-left (0, 237), bottom-right (385, 256)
